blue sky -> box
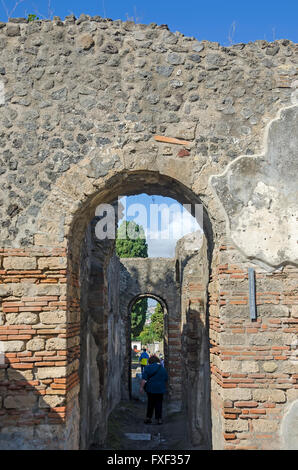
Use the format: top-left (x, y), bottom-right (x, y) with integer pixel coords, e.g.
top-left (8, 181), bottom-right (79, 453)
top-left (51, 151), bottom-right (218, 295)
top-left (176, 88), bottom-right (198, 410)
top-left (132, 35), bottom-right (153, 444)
top-left (0, 0), bottom-right (297, 45)
top-left (118, 194), bottom-right (201, 258)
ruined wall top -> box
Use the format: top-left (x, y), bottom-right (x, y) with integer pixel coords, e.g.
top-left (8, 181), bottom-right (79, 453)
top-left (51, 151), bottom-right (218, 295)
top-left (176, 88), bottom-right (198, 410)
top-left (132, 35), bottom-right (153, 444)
top-left (0, 15), bottom-right (297, 269)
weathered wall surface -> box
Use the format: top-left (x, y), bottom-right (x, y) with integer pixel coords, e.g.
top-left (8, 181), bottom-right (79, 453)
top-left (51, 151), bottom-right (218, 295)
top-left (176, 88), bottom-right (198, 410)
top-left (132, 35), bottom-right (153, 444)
top-left (211, 105), bottom-right (298, 268)
top-left (0, 16), bottom-right (296, 252)
top-left (79, 221), bottom-right (125, 449)
top-left (175, 232), bottom-right (212, 449)
top-left (209, 240), bottom-right (298, 450)
top-left (0, 15), bottom-right (297, 450)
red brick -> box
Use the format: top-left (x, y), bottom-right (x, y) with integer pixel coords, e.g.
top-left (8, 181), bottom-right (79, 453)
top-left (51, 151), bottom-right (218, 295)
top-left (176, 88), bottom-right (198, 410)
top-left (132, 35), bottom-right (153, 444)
top-left (2, 307), bottom-right (19, 313)
top-left (9, 363), bottom-right (33, 369)
top-left (234, 401), bottom-right (259, 407)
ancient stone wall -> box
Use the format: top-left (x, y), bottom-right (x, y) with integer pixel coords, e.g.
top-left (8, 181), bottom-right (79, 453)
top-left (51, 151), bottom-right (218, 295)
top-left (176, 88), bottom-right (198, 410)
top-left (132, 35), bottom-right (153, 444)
top-left (175, 232), bottom-right (212, 448)
top-left (0, 15), bottom-right (297, 450)
top-left (209, 239), bottom-right (298, 450)
top-left (79, 221), bottom-right (125, 449)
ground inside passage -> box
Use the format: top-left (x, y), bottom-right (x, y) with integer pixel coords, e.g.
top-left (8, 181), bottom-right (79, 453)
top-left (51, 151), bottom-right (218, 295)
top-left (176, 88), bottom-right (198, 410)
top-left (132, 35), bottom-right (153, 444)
top-left (94, 362), bottom-right (207, 451)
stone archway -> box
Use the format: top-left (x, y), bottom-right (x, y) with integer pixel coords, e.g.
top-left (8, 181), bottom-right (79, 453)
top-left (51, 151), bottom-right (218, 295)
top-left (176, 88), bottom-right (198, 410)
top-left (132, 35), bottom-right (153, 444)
top-left (65, 168), bottom-right (214, 449)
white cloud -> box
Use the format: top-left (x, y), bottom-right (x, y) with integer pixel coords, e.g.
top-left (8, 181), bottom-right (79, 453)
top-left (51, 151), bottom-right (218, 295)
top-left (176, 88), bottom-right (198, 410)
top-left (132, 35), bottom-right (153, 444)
top-left (146, 206), bottom-right (202, 257)
top-left (117, 196), bottom-right (203, 258)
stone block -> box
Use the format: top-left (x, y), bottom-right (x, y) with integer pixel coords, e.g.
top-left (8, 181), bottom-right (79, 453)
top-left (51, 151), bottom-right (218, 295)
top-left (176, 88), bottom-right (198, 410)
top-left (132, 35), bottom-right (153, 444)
top-left (26, 338), bottom-right (45, 351)
top-left (252, 389), bottom-right (286, 403)
top-left (225, 419), bottom-right (249, 432)
top-left (262, 361), bottom-right (278, 373)
top-left (166, 122), bottom-right (196, 141)
top-left (39, 310), bottom-right (66, 324)
top-left (6, 24), bottom-right (20, 36)
top-left (36, 367), bottom-right (66, 379)
top-left (7, 368), bottom-right (33, 381)
top-left (37, 257), bottom-right (67, 270)
top-left (77, 34), bottom-right (94, 50)
top-left (46, 337), bottom-right (67, 350)
top-left (3, 257), bottom-right (37, 270)
top-left (291, 305), bottom-right (298, 318)
top-left (0, 341), bottom-right (25, 352)
top-left (220, 360), bottom-right (241, 373)
top-left (286, 389), bottom-right (298, 403)
top-left (4, 393), bottom-right (37, 409)
top-left (241, 361), bottom-right (259, 373)
top-left (222, 388), bottom-right (252, 401)
top-left (252, 419), bottom-right (279, 433)
top-left (249, 332), bottom-right (295, 347)
top-left (280, 362), bottom-right (298, 374)
top-left (6, 312), bottom-right (39, 325)
top-left (221, 333), bottom-right (246, 345)
top-left (39, 395), bottom-right (65, 408)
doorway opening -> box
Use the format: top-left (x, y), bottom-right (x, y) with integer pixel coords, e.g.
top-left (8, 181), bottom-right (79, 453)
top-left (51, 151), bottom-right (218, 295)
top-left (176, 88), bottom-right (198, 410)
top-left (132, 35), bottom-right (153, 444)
top-left (129, 295), bottom-right (167, 401)
top-left (72, 170), bottom-right (212, 449)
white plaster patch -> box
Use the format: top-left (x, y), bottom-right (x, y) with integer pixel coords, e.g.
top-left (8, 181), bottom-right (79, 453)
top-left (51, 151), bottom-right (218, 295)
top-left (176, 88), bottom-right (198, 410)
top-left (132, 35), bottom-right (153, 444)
top-left (280, 399), bottom-right (298, 450)
top-left (234, 182), bottom-right (298, 266)
top-left (209, 105), bottom-right (298, 269)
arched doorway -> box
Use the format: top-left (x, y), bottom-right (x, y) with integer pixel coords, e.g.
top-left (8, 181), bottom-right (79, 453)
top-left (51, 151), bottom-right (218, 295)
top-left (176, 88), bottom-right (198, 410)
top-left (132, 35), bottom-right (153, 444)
top-left (128, 294), bottom-right (167, 402)
top-left (35, 166), bottom-right (215, 450)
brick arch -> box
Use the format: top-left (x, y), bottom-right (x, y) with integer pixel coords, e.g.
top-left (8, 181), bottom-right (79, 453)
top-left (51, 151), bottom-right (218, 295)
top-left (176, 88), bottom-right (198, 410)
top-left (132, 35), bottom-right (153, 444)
top-left (41, 163), bottom-right (215, 449)
top-left (128, 293), bottom-right (168, 312)
top-left (68, 169), bottom-right (215, 449)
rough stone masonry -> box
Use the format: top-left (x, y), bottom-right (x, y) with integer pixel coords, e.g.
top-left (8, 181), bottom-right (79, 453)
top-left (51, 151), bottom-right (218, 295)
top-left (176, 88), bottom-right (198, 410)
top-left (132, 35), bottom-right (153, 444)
top-left (0, 14), bottom-right (297, 450)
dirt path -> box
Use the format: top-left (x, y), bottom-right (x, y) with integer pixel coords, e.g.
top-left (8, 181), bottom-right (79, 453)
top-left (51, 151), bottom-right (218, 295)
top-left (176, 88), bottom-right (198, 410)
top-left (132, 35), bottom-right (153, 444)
top-left (97, 365), bottom-right (206, 451)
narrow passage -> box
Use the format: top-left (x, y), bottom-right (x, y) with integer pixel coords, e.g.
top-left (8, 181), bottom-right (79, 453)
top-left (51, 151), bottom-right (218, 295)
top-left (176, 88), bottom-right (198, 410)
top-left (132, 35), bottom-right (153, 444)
top-left (96, 363), bottom-right (205, 451)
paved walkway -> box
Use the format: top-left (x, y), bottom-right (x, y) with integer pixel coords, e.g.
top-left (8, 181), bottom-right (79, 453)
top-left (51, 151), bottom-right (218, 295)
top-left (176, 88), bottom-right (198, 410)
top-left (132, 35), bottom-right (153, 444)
top-left (99, 365), bottom-right (206, 451)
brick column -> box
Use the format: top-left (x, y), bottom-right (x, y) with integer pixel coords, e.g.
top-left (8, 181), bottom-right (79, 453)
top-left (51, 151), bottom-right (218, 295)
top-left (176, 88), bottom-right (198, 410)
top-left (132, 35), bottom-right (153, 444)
top-left (211, 242), bottom-right (298, 450)
top-left (0, 247), bottom-right (79, 449)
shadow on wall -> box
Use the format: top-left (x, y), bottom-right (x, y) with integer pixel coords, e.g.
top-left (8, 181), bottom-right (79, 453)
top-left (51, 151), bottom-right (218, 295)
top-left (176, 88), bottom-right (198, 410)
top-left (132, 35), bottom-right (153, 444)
top-left (181, 303), bottom-right (212, 449)
top-left (0, 360), bottom-right (66, 450)
top-left (79, 218), bottom-right (123, 450)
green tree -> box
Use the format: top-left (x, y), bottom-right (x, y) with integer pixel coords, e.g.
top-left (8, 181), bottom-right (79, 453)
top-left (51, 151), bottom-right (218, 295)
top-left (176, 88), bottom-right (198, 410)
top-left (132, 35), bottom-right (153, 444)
top-left (116, 220), bottom-right (148, 338)
top-left (130, 298), bottom-right (148, 339)
top-left (116, 220), bottom-right (148, 258)
top-left (150, 302), bottom-right (164, 342)
top-left (27, 14), bottom-right (39, 21)
top-left (139, 325), bottom-right (155, 345)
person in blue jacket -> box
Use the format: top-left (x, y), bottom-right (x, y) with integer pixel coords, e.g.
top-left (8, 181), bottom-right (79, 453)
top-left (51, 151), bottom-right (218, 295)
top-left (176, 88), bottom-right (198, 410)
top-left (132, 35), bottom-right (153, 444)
top-left (139, 348), bottom-right (149, 373)
top-left (139, 355), bottom-right (168, 425)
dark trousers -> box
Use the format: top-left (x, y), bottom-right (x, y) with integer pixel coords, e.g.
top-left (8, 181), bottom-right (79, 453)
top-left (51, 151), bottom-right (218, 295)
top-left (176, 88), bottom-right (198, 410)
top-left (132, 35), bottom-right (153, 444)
top-left (146, 392), bottom-right (163, 420)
